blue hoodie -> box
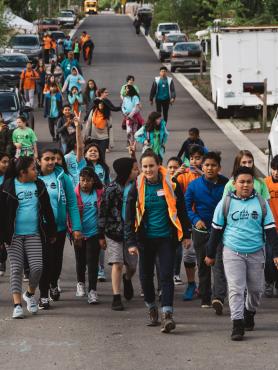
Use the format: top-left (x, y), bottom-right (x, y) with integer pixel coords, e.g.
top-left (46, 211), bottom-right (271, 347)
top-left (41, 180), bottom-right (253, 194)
top-left (39, 165), bottom-right (81, 232)
top-left (185, 174), bottom-right (228, 230)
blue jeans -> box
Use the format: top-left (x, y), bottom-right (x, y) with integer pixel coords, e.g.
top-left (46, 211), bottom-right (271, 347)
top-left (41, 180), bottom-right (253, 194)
top-left (139, 237), bottom-right (175, 311)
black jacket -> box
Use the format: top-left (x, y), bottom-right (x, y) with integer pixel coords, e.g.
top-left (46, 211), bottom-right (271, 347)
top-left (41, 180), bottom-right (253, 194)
top-left (0, 178), bottom-right (57, 245)
top-left (149, 77), bottom-right (176, 102)
top-left (125, 178), bottom-right (191, 248)
top-left (84, 97), bottom-right (121, 121)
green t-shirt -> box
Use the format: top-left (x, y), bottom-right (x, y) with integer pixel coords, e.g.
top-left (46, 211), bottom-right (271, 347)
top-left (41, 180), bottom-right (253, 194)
top-left (12, 127), bottom-right (37, 156)
top-left (223, 177), bottom-right (270, 200)
top-left (144, 182), bottom-right (172, 238)
top-left (152, 129), bottom-right (160, 155)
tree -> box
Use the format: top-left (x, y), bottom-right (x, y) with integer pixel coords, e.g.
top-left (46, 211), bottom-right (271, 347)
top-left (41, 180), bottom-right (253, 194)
top-left (0, 0), bottom-right (9, 46)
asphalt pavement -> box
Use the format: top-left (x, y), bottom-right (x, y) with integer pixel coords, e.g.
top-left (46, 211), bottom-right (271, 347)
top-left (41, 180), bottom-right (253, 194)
top-left (1, 14), bottom-right (278, 370)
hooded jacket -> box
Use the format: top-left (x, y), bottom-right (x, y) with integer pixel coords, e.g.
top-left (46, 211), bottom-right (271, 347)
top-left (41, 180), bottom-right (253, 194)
top-left (150, 76), bottom-right (176, 101)
top-left (0, 177), bottom-right (56, 245)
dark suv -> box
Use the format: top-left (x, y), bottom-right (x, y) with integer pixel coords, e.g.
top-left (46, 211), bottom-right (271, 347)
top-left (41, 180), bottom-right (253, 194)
top-left (9, 34), bottom-right (42, 64)
top-left (0, 53), bottom-right (29, 88)
top-left (0, 88), bottom-right (34, 130)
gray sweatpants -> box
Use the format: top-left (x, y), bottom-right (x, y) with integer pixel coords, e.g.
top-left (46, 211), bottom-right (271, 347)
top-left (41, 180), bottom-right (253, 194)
top-left (223, 247), bottom-right (265, 320)
top-left (7, 235), bottom-right (43, 294)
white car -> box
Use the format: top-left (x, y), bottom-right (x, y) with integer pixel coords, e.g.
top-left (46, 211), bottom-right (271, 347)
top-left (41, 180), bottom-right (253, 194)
top-left (154, 23), bottom-right (181, 48)
top-left (58, 11), bottom-right (75, 28)
top-left (268, 109), bottom-right (278, 162)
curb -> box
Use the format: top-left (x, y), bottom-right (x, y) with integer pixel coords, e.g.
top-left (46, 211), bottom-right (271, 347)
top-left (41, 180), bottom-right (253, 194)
top-left (127, 14), bottom-right (268, 175)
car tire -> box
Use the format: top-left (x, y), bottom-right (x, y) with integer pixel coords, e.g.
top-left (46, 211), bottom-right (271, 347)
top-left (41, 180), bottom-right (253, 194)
top-left (155, 41), bottom-right (160, 49)
top-left (170, 66), bottom-right (176, 73)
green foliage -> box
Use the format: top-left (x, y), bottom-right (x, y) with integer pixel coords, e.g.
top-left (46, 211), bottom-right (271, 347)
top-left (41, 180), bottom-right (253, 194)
top-left (0, 0), bottom-right (9, 46)
top-left (99, 0), bottom-right (111, 10)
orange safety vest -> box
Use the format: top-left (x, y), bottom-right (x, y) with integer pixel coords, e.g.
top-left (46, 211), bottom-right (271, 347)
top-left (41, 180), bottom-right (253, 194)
top-left (135, 166), bottom-right (183, 241)
top-left (177, 170), bottom-right (200, 194)
top-left (80, 34), bottom-right (90, 47)
top-left (43, 36), bottom-right (52, 50)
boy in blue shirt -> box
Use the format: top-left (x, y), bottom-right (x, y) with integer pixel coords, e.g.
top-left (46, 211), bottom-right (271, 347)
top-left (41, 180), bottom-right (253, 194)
top-left (205, 166), bottom-right (278, 341)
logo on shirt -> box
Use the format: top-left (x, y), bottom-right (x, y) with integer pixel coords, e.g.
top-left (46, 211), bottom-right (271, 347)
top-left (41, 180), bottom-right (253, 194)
top-left (231, 209), bottom-right (259, 221)
top-left (17, 189), bottom-right (38, 201)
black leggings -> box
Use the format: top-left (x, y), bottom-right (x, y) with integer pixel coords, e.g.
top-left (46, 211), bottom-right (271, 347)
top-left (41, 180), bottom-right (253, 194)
top-left (74, 235), bottom-right (101, 291)
top-left (39, 231), bottom-right (66, 298)
top-left (156, 99), bottom-right (170, 123)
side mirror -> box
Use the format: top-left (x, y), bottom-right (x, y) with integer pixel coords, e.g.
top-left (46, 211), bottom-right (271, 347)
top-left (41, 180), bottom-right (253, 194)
top-left (22, 105), bottom-right (34, 113)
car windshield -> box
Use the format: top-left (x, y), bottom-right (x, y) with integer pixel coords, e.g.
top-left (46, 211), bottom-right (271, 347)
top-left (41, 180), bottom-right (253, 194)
top-left (174, 43), bottom-right (201, 52)
top-left (159, 24), bottom-right (179, 32)
top-left (0, 55), bottom-right (28, 67)
top-left (51, 32), bottom-right (66, 40)
top-left (166, 35), bottom-right (186, 43)
top-left (0, 93), bottom-right (18, 112)
top-left (59, 12), bottom-right (73, 17)
top-left (10, 36), bottom-right (39, 46)
top-left (42, 19), bottom-right (58, 25)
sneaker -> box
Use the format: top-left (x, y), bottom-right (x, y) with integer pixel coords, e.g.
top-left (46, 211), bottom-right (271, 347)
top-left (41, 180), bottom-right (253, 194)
top-left (244, 308), bottom-right (256, 331)
top-left (0, 262), bottom-right (6, 276)
top-left (147, 307), bottom-right (159, 326)
top-left (76, 282), bottom-right (86, 297)
top-left (50, 286), bottom-right (60, 301)
top-left (38, 298), bottom-right (50, 310)
top-left (23, 291), bottom-right (38, 314)
top-left (183, 282), bottom-right (197, 301)
top-left (161, 311), bottom-right (176, 333)
top-left (111, 294), bottom-right (124, 311)
top-left (12, 305), bottom-right (24, 319)
top-left (140, 289), bottom-right (144, 297)
top-left (123, 273), bottom-right (134, 300)
top-left (264, 282), bottom-right (274, 298)
top-left (212, 299), bottom-right (223, 315)
top-left (57, 279), bottom-right (62, 293)
top-left (23, 273), bottom-right (29, 282)
top-left (201, 299), bottom-right (212, 308)
top-left (231, 319), bottom-right (245, 341)
top-left (174, 275), bottom-right (183, 285)
top-left (97, 267), bottom-right (106, 282)
top-left (88, 290), bottom-right (99, 304)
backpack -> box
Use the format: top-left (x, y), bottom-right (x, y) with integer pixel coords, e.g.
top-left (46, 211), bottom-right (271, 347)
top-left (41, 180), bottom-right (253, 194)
top-left (223, 191), bottom-right (267, 229)
top-left (92, 109), bottom-right (107, 130)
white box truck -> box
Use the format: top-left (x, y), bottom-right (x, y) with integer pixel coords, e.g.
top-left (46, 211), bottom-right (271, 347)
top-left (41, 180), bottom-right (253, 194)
top-left (210, 26), bottom-right (278, 118)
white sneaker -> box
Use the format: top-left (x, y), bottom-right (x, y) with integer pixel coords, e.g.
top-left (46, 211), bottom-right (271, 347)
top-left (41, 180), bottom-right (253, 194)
top-left (23, 291), bottom-right (38, 314)
top-left (12, 305), bottom-right (24, 319)
top-left (174, 275), bottom-right (183, 285)
top-left (57, 279), bottom-right (62, 293)
top-left (88, 290), bottom-right (99, 304)
top-left (76, 282), bottom-right (86, 297)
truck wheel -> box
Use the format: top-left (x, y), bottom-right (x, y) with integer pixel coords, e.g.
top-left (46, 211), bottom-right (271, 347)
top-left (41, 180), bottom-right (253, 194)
top-left (216, 106), bottom-right (229, 119)
top-left (155, 41), bottom-right (160, 49)
top-left (170, 66), bottom-right (176, 73)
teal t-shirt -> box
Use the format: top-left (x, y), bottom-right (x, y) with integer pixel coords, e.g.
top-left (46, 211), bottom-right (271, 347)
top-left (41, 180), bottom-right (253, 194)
top-left (81, 190), bottom-right (98, 237)
top-left (157, 78), bottom-right (170, 101)
top-left (50, 95), bottom-right (59, 118)
top-left (39, 172), bottom-right (58, 223)
top-left (0, 175), bottom-right (4, 185)
top-left (122, 182), bottom-right (132, 221)
top-left (15, 179), bottom-right (39, 235)
top-left (213, 195), bottom-right (275, 254)
top-left (65, 151), bottom-right (87, 188)
top-left (94, 163), bottom-right (106, 185)
top-left (144, 182), bottom-right (171, 238)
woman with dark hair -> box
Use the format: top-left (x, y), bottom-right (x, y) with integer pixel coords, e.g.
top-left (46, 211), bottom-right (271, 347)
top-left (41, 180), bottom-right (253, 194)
top-left (125, 150), bottom-right (190, 332)
top-left (223, 149), bottom-right (269, 200)
top-left (52, 148), bottom-right (69, 174)
top-left (135, 111), bottom-right (169, 163)
top-left (35, 60), bottom-right (46, 108)
top-left (83, 79), bottom-right (98, 115)
top-left (0, 157), bottom-right (56, 318)
top-left (84, 142), bottom-right (110, 186)
top-left (37, 148), bottom-right (82, 309)
top-left (122, 85), bottom-right (143, 146)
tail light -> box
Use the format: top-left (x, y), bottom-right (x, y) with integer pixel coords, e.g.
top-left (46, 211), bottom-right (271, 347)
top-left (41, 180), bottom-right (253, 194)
top-left (172, 53), bottom-right (178, 58)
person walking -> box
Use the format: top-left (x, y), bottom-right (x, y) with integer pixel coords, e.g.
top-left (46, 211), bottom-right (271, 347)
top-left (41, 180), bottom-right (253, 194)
top-left (125, 150), bottom-right (191, 332)
top-left (43, 33), bottom-right (53, 64)
top-left (73, 37), bottom-right (81, 61)
top-left (205, 166), bottom-right (278, 341)
top-left (83, 79), bottom-right (98, 116)
top-left (60, 51), bottom-right (82, 81)
top-left (150, 66), bottom-right (176, 123)
top-left (63, 35), bottom-right (73, 57)
top-left (12, 116), bottom-right (38, 159)
top-left (20, 61), bottom-right (39, 108)
top-left (44, 85), bottom-right (63, 142)
top-left (35, 60), bottom-right (46, 108)
top-left (83, 35), bottom-right (94, 65)
top-left (56, 105), bottom-right (76, 154)
top-left (62, 67), bottom-right (85, 96)
top-left (0, 157), bottom-right (56, 319)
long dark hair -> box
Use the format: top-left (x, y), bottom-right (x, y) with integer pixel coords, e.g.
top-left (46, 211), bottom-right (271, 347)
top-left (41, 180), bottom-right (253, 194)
top-left (85, 79), bottom-right (97, 96)
top-left (79, 166), bottom-right (103, 191)
top-left (125, 84), bottom-right (139, 98)
top-left (145, 111), bottom-right (161, 132)
top-left (53, 148), bottom-right (69, 174)
top-left (8, 157), bottom-right (35, 179)
top-left (84, 142), bottom-right (110, 180)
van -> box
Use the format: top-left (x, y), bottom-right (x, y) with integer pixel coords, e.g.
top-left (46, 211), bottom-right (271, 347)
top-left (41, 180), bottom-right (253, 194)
top-left (210, 26), bottom-right (278, 118)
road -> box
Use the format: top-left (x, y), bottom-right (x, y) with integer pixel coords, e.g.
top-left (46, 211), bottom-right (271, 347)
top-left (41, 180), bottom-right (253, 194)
top-left (1, 14), bottom-right (278, 370)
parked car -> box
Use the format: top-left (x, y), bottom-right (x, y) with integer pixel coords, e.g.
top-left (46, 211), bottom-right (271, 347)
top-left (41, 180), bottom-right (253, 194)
top-left (49, 30), bottom-right (66, 43)
top-left (58, 10), bottom-right (75, 28)
top-left (36, 18), bottom-right (60, 34)
top-left (159, 32), bottom-right (188, 62)
top-left (154, 23), bottom-right (180, 48)
top-left (170, 42), bottom-right (206, 73)
top-left (0, 53), bottom-right (29, 88)
top-left (64, 9), bottom-right (77, 24)
top-left (0, 88), bottom-right (34, 130)
top-left (8, 34), bottom-right (42, 64)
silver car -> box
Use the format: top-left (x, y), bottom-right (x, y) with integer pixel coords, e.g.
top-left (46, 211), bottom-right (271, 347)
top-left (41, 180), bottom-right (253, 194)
top-left (170, 42), bottom-right (206, 73)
